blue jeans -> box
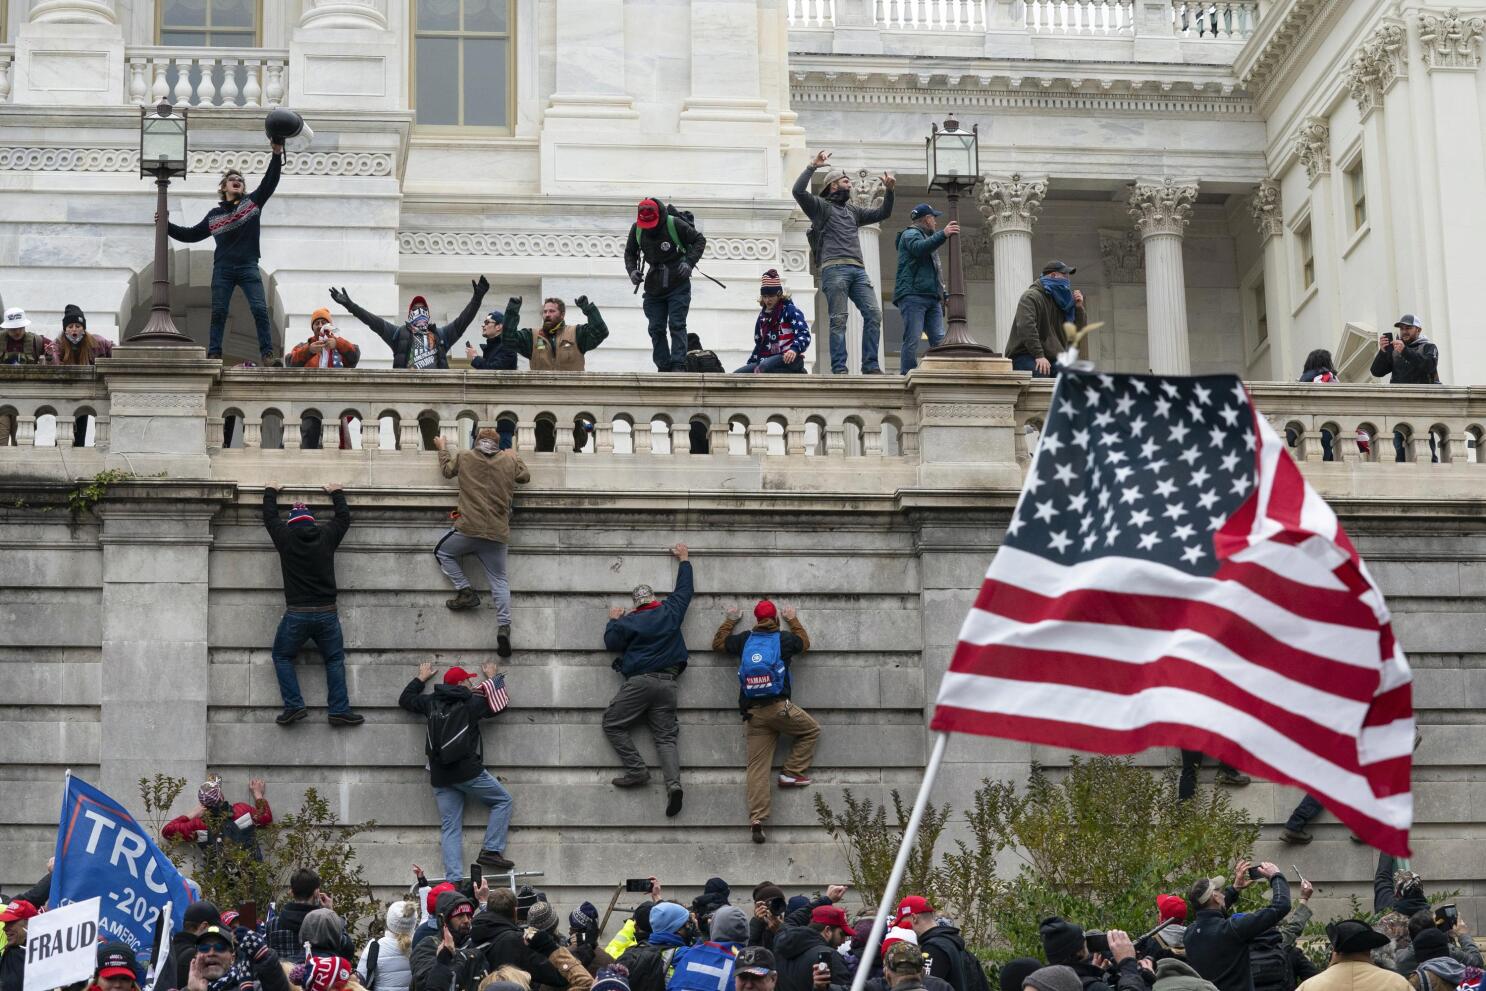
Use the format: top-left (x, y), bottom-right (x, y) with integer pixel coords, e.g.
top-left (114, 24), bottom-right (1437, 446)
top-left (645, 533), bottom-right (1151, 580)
top-left (434, 770), bottom-right (514, 880)
top-left (820, 264), bottom-right (881, 373)
top-left (896, 294), bottom-right (945, 373)
top-left (270, 611), bottom-right (351, 715)
top-left (1010, 354), bottom-right (1055, 378)
top-left (734, 354), bottom-right (806, 374)
top-left (643, 283), bottom-right (691, 371)
top-left (1393, 431), bottom-right (1439, 463)
top-left (209, 261), bottom-right (274, 357)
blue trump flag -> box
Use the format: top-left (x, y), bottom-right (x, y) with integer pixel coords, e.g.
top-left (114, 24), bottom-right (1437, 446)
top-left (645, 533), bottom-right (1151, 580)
top-left (50, 774), bottom-right (194, 960)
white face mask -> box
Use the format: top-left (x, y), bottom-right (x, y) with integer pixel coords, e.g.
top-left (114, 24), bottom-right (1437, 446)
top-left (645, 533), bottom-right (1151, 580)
top-left (65, 330), bottom-right (85, 344)
top-left (476, 438), bottom-right (499, 454)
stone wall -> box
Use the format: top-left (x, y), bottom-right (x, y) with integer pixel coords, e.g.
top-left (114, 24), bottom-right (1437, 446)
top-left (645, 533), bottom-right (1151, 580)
top-left (2, 353), bottom-right (1484, 924)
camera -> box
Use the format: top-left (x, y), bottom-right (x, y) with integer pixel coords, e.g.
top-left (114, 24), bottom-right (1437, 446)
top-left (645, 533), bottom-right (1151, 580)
top-left (1382, 332), bottom-right (1394, 345)
top-left (1436, 905), bottom-right (1459, 931)
top-left (1247, 866), bottom-right (1264, 880)
top-left (1085, 932), bottom-right (1110, 956)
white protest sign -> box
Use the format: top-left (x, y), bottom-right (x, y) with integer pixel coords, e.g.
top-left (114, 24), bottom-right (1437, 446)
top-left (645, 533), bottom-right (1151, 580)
top-left (24, 897), bottom-right (102, 991)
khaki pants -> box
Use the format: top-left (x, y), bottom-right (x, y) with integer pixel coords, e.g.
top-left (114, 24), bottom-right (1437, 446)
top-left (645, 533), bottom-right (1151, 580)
top-left (745, 699), bottom-right (820, 823)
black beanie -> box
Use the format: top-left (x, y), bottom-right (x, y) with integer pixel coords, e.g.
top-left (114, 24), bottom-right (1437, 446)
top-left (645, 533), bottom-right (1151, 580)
top-left (1001, 957), bottom-right (1044, 991)
top-left (63, 304), bottom-right (86, 330)
top-left (1412, 927), bottom-right (1450, 963)
top-left (633, 901), bottom-right (655, 940)
top-left (1039, 917), bottom-right (1085, 965)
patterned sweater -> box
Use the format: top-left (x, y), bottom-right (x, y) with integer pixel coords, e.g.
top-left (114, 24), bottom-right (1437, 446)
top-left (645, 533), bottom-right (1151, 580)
top-left (168, 152), bottom-right (282, 266)
top-left (747, 299), bottom-right (812, 363)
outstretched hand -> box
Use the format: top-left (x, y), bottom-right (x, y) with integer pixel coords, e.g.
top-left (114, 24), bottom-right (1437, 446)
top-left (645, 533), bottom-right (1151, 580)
top-left (811, 150), bottom-right (832, 168)
top-left (433, 436), bottom-right (447, 451)
top-left (881, 172), bottom-right (896, 191)
top-left (473, 275), bottom-right (490, 294)
top-left (575, 295), bottom-right (590, 309)
top-left (608, 606), bottom-right (625, 620)
top-left (323, 482), bottom-right (343, 493)
top-left (419, 661), bottom-right (438, 682)
top-left (329, 286), bottom-right (351, 307)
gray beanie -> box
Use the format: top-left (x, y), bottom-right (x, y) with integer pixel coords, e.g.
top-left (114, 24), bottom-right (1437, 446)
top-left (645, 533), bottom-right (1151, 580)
top-left (708, 905), bottom-right (749, 945)
top-left (299, 908), bottom-right (345, 953)
top-left (526, 901), bottom-right (560, 933)
top-left (821, 169), bottom-right (848, 188)
top-left (1023, 966), bottom-right (1082, 991)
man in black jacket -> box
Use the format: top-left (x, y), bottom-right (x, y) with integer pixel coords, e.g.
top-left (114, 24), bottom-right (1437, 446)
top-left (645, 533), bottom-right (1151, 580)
top-left (1185, 861), bottom-right (1291, 991)
top-left (624, 198), bottom-right (707, 372)
top-left (1370, 314), bottom-right (1442, 462)
top-left (774, 905), bottom-right (854, 991)
top-left (1036, 918), bottom-right (1145, 991)
top-left (471, 888), bottom-right (566, 986)
top-left (410, 891), bottom-right (477, 991)
top-left (398, 661), bottom-right (515, 880)
top-left (329, 279), bottom-right (489, 371)
top-left (267, 868), bottom-right (340, 962)
top-left (263, 484), bottom-right (362, 727)
top-left (465, 300), bottom-right (521, 371)
top-left (173, 899), bottom-right (224, 988)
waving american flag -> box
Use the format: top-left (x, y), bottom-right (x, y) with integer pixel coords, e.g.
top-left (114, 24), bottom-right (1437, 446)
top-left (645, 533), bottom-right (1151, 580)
top-left (931, 369), bottom-right (1415, 854)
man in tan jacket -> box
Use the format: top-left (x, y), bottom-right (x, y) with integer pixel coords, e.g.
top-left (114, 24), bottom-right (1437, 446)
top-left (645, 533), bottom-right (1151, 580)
top-left (433, 428), bottom-right (530, 657)
top-left (1295, 920), bottom-right (1407, 991)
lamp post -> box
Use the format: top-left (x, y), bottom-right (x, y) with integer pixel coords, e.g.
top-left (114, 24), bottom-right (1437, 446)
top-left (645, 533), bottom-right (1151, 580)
top-left (130, 99), bottom-right (193, 345)
top-left (925, 114), bottom-right (996, 357)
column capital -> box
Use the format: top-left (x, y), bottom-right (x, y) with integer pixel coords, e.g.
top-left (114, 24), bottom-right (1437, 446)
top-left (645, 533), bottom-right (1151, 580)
top-left (1249, 179), bottom-right (1284, 241)
top-left (1419, 7), bottom-right (1486, 71)
top-left (1294, 118), bottom-right (1331, 185)
top-left (27, 0), bottom-right (117, 23)
top-left (848, 170), bottom-right (887, 215)
top-left (976, 173), bottom-right (1047, 235)
top-left (299, 0), bottom-right (388, 30)
top-left (1345, 21), bottom-right (1407, 117)
top-left (1128, 178), bottom-right (1198, 239)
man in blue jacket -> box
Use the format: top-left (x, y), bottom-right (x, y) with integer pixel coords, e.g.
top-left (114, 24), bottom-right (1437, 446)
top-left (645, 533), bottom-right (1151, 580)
top-left (603, 543), bottom-right (693, 818)
top-left (892, 204), bottom-right (958, 374)
top-left (1185, 860), bottom-right (1290, 991)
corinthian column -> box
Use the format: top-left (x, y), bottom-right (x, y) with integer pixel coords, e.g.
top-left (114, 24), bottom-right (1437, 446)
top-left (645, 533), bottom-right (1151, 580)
top-left (1129, 178), bottom-right (1198, 374)
top-left (977, 174), bottom-right (1046, 352)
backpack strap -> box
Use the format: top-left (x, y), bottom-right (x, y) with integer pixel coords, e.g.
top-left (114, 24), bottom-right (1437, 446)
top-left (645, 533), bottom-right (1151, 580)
top-left (365, 938), bottom-right (380, 988)
top-left (666, 213), bottom-right (681, 247)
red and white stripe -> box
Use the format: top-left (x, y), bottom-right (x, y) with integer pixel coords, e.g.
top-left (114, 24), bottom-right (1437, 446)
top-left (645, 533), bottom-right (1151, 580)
top-left (932, 403), bottom-right (1415, 854)
top-left (478, 678), bottom-right (510, 716)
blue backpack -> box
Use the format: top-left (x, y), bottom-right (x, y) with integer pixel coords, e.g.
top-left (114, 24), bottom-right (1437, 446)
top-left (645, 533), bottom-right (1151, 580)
top-left (667, 943), bottom-right (736, 991)
top-left (738, 632), bottom-right (787, 699)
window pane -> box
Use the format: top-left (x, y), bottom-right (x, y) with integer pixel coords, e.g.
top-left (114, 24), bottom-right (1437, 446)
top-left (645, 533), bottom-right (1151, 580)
top-left (205, 28), bottom-right (256, 47)
top-left (416, 37), bottom-right (460, 125)
top-left (418, 0), bottom-right (459, 29)
top-left (464, 0), bottom-right (508, 33)
top-left (462, 38), bottom-right (507, 126)
top-left (213, 0), bottom-right (255, 28)
top-left (162, 0), bottom-right (208, 26)
top-left (161, 30), bottom-right (208, 46)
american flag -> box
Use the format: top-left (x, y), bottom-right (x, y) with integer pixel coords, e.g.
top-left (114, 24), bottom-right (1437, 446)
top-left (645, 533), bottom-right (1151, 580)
top-left (931, 369), bottom-right (1415, 854)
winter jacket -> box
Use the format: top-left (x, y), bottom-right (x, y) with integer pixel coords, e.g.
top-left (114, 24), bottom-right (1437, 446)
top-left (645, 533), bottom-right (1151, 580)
top-left (504, 301), bottom-right (609, 371)
top-left (1154, 958), bottom-right (1221, 991)
top-left (358, 934), bottom-right (413, 991)
top-left (863, 977), bottom-right (954, 991)
top-left (1299, 367), bottom-right (1337, 383)
top-left (397, 676), bottom-right (511, 788)
top-left (168, 152), bottom-right (282, 266)
top-left (605, 561), bottom-right (694, 677)
top-left (172, 927), bottom-right (203, 989)
top-left (49, 333), bottom-right (113, 365)
top-left (1393, 936), bottom-right (1483, 976)
top-left (713, 615), bottom-right (810, 715)
top-left (263, 489), bottom-right (350, 608)
top-left (1295, 962), bottom-right (1411, 991)
top-left (774, 926), bottom-right (850, 991)
top-left (268, 900), bottom-right (319, 962)
top-left (746, 898), bottom-right (823, 952)
top-left (1, 943), bottom-right (23, 991)
top-left (1070, 957), bottom-right (1148, 991)
top-left (1139, 923), bottom-right (1188, 963)
top-left (893, 225), bottom-right (947, 302)
top-left (469, 297), bottom-right (523, 370)
top-left (162, 798), bottom-right (273, 858)
top-left (0, 331), bottom-right (47, 365)
top-left (466, 912), bottom-right (567, 988)
top-left (1185, 877), bottom-right (1292, 991)
top-left (746, 300), bottom-right (812, 364)
top-left (341, 283), bottom-right (487, 370)
top-left (288, 334), bottom-right (361, 369)
top-left (625, 200), bottom-right (708, 298)
top-left (792, 165), bottom-right (895, 268)
top-left (1369, 337), bottom-right (1440, 385)
top-left (437, 447), bottom-right (530, 543)
top-left (1006, 281), bottom-right (1086, 361)
top-left (920, 924), bottom-right (971, 991)
top-left (1373, 857), bottom-right (1429, 918)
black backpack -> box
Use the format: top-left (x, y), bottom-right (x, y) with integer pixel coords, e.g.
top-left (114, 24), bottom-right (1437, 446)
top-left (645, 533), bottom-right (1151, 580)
top-left (1248, 938), bottom-right (1295, 991)
top-left (684, 349), bottom-right (723, 373)
top-left (426, 699), bottom-right (479, 766)
top-left (925, 935), bottom-right (993, 991)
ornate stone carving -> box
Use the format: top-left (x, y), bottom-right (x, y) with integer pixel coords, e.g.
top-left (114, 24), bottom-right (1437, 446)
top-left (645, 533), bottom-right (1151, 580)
top-left (1239, 0), bottom-right (1338, 93)
top-left (1128, 179), bottom-right (1198, 239)
top-left (1419, 8), bottom-right (1486, 70)
top-left (963, 227), bottom-right (995, 280)
top-left (1345, 23), bottom-right (1407, 116)
top-left (110, 392), bottom-right (205, 413)
top-left (1249, 180), bottom-right (1283, 240)
top-left (781, 250), bottom-right (809, 273)
top-left (399, 231), bottom-right (781, 261)
top-left (1294, 118), bottom-right (1331, 184)
top-left (976, 174), bottom-right (1047, 235)
top-left (922, 402), bottom-right (1013, 422)
top-left (1099, 228), bottom-right (1144, 283)
top-left (847, 170), bottom-right (887, 216)
top-left (0, 148), bottom-right (394, 176)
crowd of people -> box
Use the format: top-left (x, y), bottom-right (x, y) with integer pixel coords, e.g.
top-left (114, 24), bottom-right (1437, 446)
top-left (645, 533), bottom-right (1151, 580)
top-left (3, 850), bottom-right (1481, 991)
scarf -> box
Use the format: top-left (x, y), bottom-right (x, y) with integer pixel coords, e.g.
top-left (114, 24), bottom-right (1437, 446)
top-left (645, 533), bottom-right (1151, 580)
top-left (1040, 276), bottom-right (1076, 323)
top-left (759, 302), bottom-right (784, 341)
top-left (647, 931), bottom-right (687, 949)
top-left (826, 188), bottom-right (850, 204)
top-left (206, 955), bottom-right (252, 991)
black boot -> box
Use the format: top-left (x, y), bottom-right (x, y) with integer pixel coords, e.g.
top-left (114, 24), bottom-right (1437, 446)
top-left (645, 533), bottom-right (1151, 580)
top-left (446, 587), bottom-right (480, 611)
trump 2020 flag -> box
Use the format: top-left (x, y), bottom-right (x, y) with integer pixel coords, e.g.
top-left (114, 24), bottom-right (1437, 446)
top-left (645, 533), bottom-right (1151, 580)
top-left (931, 369), bottom-right (1415, 854)
top-left (51, 774), bottom-right (195, 960)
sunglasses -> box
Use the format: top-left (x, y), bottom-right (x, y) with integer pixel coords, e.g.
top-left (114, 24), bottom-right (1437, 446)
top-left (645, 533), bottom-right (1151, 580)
top-left (198, 941), bottom-right (234, 954)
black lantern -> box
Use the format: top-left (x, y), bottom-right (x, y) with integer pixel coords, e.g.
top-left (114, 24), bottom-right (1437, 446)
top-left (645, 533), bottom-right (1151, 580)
top-left (923, 115), bottom-right (995, 357)
top-left (130, 99), bottom-right (193, 344)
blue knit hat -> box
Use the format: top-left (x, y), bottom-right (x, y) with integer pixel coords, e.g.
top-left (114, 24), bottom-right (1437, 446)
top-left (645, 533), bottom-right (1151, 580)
top-left (648, 902), bottom-right (688, 935)
top-left (593, 967), bottom-right (630, 991)
top-left (287, 502), bottom-right (315, 526)
top-left (570, 902), bottom-right (599, 933)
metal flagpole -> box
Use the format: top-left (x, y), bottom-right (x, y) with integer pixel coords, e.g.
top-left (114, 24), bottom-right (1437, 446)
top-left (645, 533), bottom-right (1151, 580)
top-left (846, 731), bottom-right (951, 991)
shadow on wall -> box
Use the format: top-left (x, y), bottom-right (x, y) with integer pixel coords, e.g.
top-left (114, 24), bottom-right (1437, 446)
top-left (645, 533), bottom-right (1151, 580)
top-left (116, 248), bottom-right (287, 363)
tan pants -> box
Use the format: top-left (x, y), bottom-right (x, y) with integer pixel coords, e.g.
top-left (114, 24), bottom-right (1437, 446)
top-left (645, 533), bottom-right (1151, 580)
top-left (745, 699), bottom-right (820, 823)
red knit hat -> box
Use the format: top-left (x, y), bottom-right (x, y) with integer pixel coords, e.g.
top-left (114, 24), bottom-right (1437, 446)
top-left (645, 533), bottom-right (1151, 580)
top-left (1157, 894), bottom-right (1187, 924)
top-left (760, 269), bottom-right (783, 296)
top-left (754, 600), bottom-right (777, 621)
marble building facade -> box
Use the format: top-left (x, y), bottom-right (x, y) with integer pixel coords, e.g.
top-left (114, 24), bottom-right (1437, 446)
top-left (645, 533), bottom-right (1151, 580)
top-left (0, 0), bottom-right (1481, 384)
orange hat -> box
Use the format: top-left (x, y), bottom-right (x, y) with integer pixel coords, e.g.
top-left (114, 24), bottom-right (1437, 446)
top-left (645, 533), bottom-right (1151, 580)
top-left (310, 307), bottom-right (332, 328)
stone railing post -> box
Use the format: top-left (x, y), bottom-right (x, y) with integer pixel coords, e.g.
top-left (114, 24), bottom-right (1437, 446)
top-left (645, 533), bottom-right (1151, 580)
top-left (12, 0), bottom-right (124, 105)
top-left (100, 346), bottom-right (218, 478)
top-left (907, 366), bottom-right (1025, 490)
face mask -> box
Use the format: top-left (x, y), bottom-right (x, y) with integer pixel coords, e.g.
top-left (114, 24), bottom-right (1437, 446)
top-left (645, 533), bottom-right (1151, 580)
top-left (826, 187), bottom-right (851, 204)
top-left (476, 438), bottom-right (499, 454)
top-left (65, 330), bottom-right (85, 344)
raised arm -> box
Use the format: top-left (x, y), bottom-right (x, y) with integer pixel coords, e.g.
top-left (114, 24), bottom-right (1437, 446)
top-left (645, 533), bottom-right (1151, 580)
top-left (330, 288), bottom-right (402, 348)
top-left (261, 487), bottom-right (286, 540)
top-left (792, 163), bottom-right (824, 218)
top-left (439, 277), bottom-right (490, 349)
top-left (573, 297), bottom-right (609, 352)
top-left (249, 151), bottom-right (283, 207)
top-left (324, 488), bottom-right (351, 546)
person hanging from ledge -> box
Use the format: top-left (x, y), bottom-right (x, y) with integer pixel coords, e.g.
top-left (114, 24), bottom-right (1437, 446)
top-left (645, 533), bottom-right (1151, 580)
top-left (502, 296), bottom-right (609, 371)
top-left (289, 308), bottom-right (361, 450)
top-left (262, 482), bottom-right (364, 728)
top-left (432, 427), bottom-right (530, 658)
top-left (164, 139), bottom-right (285, 365)
top-left (624, 197), bottom-right (707, 372)
top-left (329, 279), bottom-right (489, 372)
top-left (735, 270), bottom-right (810, 375)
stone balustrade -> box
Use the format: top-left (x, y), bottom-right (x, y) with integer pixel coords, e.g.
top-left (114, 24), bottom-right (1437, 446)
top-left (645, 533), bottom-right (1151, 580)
top-left (787, 0), bottom-right (1258, 39)
top-left (125, 47), bottom-right (289, 109)
top-left (0, 47), bottom-right (13, 104)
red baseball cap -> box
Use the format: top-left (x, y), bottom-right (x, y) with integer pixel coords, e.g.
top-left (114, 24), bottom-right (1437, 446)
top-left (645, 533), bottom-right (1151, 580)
top-left (810, 905), bottom-right (855, 936)
top-left (0, 900), bottom-right (39, 923)
top-left (1156, 894), bottom-right (1187, 924)
top-left (754, 600), bottom-right (777, 621)
top-left (893, 896), bottom-right (936, 927)
top-left (448, 902), bottom-right (475, 919)
top-left (425, 881), bottom-right (456, 915)
top-left (97, 944), bottom-right (140, 982)
top-left (443, 666), bottom-right (479, 686)
top-left (636, 199), bottom-right (662, 230)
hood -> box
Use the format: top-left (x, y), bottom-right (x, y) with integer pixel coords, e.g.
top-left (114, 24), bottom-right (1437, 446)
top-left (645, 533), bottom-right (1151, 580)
top-left (752, 618), bottom-right (780, 633)
top-left (278, 901), bottom-right (315, 933)
top-left (923, 924), bottom-right (964, 951)
top-left (434, 890), bottom-right (474, 920)
top-left (470, 911), bottom-right (519, 944)
top-left (299, 908), bottom-right (345, 953)
top-left (432, 683), bottom-right (474, 704)
top-left (774, 925), bottom-right (828, 961)
top-left (1154, 922), bottom-right (1186, 948)
top-left (708, 906), bottom-right (748, 945)
top-left (1154, 959), bottom-right (1205, 983)
top-left (293, 525), bottom-right (325, 544)
top-left (636, 197), bottom-right (666, 234)
top-left (1417, 957), bottom-right (1465, 986)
